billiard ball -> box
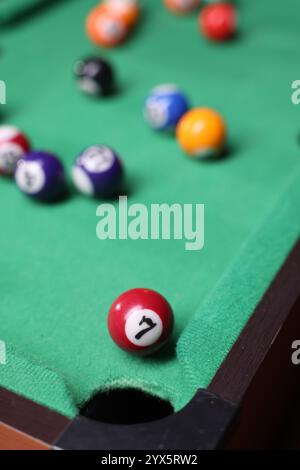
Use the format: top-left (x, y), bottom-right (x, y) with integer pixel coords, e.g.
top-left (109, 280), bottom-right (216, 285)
top-left (86, 5), bottom-right (128, 48)
top-left (108, 288), bottom-right (174, 355)
top-left (0, 126), bottom-right (30, 176)
top-left (176, 107), bottom-right (226, 158)
top-left (144, 84), bottom-right (189, 131)
top-left (199, 2), bottom-right (237, 41)
top-left (103, 0), bottom-right (140, 29)
top-left (72, 145), bottom-right (123, 198)
top-left (75, 57), bottom-right (115, 97)
top-left (164, 0), bottom-right (201, 15)
top-left (15, 151), bottom-right (66, 202)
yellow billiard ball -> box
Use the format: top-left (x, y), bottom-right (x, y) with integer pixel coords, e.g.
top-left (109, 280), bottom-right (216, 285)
top-left (176, 108), bottom-right (227, 158)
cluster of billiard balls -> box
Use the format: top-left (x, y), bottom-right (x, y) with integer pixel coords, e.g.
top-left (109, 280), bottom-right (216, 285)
top-left (84, 1), bottom-right (237, 49)
top-left (0, 128), bottom-right (174, 354)
top-left (165, 1), bottom-right (237, 43)
top-left (0, 86), bottom-right (226, 203)
top-left (75, 57), bottom-right (227, 160)
top-left (0, 126), bottom-right (124, 202)
top-left (1, 2), bottom-right (234, 356)
top-left (144, 84), bottom-right (227, 158)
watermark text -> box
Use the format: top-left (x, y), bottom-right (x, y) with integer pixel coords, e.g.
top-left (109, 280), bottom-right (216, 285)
top-left (291, 340), bottom-right (300, 365)
top-left (291, 80), bottom-right (300, 105)
top-left (96, 197), bottom-right (204, 251)
top-left (0, 80), bottom-right (6, 105)
top-left (0, 341), bottom-right (6, 365)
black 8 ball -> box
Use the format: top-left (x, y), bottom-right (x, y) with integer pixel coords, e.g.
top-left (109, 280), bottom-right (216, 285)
top-left (75, 57), bottom-right (115, 97)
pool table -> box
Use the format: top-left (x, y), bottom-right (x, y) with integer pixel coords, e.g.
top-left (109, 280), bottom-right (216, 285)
top-left (1, 0), bottom-right (300, 450)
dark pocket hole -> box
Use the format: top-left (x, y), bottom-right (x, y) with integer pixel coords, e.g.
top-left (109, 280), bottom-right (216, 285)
top-left (80, 388), bottom-right (174, 425)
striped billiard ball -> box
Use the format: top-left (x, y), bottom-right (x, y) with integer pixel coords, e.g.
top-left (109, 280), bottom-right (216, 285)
top-left (0, 126), bottom-right (30, 176)
top-left (108, 288), bottom-right (174, 355)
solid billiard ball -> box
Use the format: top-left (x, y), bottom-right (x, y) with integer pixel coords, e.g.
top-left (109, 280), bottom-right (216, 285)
top-left (199, 2), bottom-right (237, 41)
top-left (144, 84), bottom-right (189, 131)
top-left (72, 145), bottom-right (123, 198)
top-left (75, 57), bottom-right (115, 97)
top-left (0, 126), bottom-right (30, 176)
top-left (108, 288), bottom-right (174, 355)
top-left (86, 5), bottom-right (128, 48)
top-left (103, 0), bottom-right (140, 29)
top-left (176, 107), bottom-right (226, 158)
top-left (164, 0), bottom-right (201, 15)
top-left (15, 151), bottom-right (66, 202)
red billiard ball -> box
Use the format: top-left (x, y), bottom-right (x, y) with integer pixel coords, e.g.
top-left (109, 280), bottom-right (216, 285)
top-left (199, 2), bottom-right (237, 42)
top-left (0, 126), bottom-right (30, 176)
top-left (107, 288), bottom-right (174, 355)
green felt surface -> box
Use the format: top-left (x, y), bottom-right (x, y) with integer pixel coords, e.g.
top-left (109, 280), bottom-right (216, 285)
top-left (0, 0), bottom-right (300, 417)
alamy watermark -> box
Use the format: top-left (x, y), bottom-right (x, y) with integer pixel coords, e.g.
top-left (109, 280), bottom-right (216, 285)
top-left (0, 341), bottom-right (6, 365)
top-left (0, 80), bottom-right (6, 105)
top-left (291, 340), bottom-right (300, 365)
top-left (291, 80), bottom-right (300, 105)
top-left (96, 196), bottom-right (204, 251)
